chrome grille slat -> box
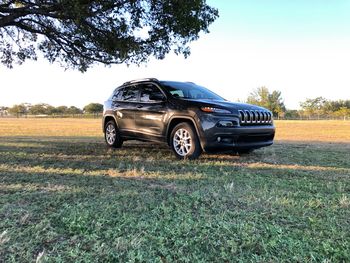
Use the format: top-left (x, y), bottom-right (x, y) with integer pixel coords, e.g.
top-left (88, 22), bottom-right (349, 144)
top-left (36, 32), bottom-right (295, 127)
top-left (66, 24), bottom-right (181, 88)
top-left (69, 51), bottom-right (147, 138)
top-left (239, 111), bottom-right (245, 123)
top-left (251, 111), bottom-right (256, 123)
top-left (245, 110), bottom-right (251, 123)
top-left (255, 111), bottom-right (260, 123)
top-left (238, 110), bottom-right (272, 125)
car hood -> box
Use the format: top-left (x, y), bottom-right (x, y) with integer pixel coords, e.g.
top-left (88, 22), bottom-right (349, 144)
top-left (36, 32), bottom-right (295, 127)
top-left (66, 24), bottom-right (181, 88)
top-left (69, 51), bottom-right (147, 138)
top-left (187, 99), bottom-right (270, 113)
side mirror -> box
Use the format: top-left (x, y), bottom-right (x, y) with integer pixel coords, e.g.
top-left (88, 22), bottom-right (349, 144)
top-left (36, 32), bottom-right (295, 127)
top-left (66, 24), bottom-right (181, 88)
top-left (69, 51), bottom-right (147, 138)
top-left (149, 93), bottom-right (165, 101)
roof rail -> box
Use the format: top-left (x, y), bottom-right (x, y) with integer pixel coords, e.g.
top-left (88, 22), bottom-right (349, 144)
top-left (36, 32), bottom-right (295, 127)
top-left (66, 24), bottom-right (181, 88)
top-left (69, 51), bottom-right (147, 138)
top-left (123, 78), bottom-right (159, 85)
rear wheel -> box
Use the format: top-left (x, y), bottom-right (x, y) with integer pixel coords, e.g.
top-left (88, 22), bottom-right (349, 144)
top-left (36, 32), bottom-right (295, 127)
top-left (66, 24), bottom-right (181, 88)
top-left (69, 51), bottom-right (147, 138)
top-left (170, 122), bottom-right (202, 160)
top-left (104, 120), bottom-right (123, 148)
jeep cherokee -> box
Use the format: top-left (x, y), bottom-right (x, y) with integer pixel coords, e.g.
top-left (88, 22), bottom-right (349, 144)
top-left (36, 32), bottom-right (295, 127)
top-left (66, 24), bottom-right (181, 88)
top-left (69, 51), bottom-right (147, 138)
top-left (103, 78), bottom-right (275, 159)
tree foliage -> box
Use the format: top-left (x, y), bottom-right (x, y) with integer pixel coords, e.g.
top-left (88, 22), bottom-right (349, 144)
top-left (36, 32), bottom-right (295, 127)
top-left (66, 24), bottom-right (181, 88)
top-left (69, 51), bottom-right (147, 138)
top-left (28, 103), bottom-right (54, 115)
top-left (299, 98), bottom-right (350, 119)
top-left (6, 103), bottom-right (84, 115)
top-left (299, 97), bottom-right (327, 117)
top-left (333, 107), bottom-right (350, 119)
top-left (0, 0), bottom-right (218, 71)
top-left (7, 103), bottom-right (29, 115)
top-left (83, 102), bottom-right (103, 113)
top-left (66, 106), bottom-right (83, 114)
top-left (247, 87), bottom-right (286, 117)
top-left (54, 105), bottom-right (68, 114)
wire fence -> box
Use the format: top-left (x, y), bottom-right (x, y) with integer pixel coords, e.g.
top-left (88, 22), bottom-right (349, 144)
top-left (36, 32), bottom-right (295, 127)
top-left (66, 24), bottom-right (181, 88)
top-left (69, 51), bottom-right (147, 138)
top-left (275, 116), bottom-right (349, 121)
top-left (0, 113), bottom-right (102, 119)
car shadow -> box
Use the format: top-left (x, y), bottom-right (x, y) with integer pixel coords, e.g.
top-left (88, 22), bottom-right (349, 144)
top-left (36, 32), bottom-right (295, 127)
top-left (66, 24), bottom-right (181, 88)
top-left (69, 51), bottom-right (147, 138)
top-left (1, 136), bottom-right (349, 188)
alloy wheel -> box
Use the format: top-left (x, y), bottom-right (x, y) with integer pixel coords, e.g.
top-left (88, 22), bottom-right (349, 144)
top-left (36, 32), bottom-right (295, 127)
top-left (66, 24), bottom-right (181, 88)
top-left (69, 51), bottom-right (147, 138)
top-left (105, 123), bottom-right (116, 145)
top-left (173, 128), bottom-right (192, 156)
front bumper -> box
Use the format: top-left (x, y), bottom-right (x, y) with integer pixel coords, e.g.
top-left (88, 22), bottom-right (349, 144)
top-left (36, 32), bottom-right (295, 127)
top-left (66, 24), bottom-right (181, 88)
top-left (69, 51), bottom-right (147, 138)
top-left (199, 119), bottom-right (275, 152)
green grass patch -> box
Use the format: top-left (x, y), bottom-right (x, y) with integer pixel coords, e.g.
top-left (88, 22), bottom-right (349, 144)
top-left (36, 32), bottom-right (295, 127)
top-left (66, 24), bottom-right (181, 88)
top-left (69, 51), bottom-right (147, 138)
top-left (0, 135), bottom-right (349, 262)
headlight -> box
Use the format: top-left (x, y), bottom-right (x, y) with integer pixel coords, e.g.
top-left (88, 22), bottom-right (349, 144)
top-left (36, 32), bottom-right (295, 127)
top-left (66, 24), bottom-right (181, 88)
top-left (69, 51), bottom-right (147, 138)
top-left (200, 107), bottom-right (231, 114)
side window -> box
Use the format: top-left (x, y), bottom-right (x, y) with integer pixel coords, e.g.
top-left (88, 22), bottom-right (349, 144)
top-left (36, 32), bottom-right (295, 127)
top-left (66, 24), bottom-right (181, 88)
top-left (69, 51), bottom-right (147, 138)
top-left (111, 88), bottom-right (123, 101)
top-left (120, 86), bottom-right (139, 101)
top-left (140, 84), bottom-right (164, 102)
top-left (170, 90), bottom-right (184, 98)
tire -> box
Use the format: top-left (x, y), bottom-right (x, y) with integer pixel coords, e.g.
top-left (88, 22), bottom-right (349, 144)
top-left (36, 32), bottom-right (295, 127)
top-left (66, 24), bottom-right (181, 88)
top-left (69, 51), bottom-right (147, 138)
top-left (104, 120), bottom-right (123, 148)
top-left (170, 122), bottom-right (202, 160)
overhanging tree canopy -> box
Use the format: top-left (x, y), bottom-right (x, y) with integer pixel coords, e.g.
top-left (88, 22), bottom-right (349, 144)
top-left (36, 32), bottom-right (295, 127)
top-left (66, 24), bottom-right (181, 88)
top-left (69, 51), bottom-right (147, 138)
top-left (0, 0), bottom-right (218, 71)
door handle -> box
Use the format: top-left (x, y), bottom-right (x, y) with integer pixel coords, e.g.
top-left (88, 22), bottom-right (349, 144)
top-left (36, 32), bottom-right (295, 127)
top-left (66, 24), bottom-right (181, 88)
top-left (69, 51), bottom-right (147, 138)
top-left (136, 105), bottom-right (143, 108)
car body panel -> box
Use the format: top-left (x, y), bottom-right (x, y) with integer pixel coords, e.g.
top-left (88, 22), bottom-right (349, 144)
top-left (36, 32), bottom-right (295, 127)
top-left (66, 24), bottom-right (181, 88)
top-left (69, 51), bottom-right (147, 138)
top-left (134, 101), bottom-right (168, 140)
top-left (112, 100), bottom-right (138, 137)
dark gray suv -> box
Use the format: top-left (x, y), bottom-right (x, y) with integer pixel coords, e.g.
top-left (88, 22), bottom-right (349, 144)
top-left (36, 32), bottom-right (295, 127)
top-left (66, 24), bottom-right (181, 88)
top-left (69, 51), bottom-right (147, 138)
top-left (103, 78), bottom-right (275, 159)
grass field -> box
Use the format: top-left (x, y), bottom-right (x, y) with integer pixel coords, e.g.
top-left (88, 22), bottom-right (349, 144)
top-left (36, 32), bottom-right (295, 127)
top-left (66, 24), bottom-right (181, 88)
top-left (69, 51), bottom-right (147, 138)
top-left (0, 119), bottom-right (349, 262)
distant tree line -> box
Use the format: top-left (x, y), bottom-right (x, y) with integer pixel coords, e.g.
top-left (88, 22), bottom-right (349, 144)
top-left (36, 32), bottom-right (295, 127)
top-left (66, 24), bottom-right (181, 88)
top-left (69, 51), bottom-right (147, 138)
top-left (298, 97), bottom-right (350, 119)
top-left (0, 103), bottom-right (103, 117)
top-left (246, 87), bottom-right (350, 120)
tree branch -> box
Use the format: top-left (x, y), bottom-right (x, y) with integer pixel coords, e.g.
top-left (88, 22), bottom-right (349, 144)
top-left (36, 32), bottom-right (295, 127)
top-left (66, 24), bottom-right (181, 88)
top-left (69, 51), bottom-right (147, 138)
top-left (0, 0), bottom-right (218, 71)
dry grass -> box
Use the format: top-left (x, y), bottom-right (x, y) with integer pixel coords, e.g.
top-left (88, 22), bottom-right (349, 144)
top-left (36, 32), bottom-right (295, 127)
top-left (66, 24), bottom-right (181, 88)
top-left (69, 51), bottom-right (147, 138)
top-left (275, 120), bottom-right (350, 143)
top-left (1, 118), bottom-right (350, 143)
top-left (0, 118), bottom-right (101, 137)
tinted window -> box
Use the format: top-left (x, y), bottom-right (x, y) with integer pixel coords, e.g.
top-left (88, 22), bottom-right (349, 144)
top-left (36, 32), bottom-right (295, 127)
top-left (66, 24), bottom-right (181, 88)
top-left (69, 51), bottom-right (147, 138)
top-left (111, 88), bottom-right (123, 101)
top-left (160, 81), bottom-right (225, 101)
top-left (120, 86), bottom-right (139, 101)
top-left (140, 84), bottom-right (164, 102)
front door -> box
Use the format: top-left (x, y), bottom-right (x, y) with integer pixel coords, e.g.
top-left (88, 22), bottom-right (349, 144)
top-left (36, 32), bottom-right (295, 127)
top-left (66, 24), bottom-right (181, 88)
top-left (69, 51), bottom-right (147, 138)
top-left (134, 83), bottom-right (168, 141)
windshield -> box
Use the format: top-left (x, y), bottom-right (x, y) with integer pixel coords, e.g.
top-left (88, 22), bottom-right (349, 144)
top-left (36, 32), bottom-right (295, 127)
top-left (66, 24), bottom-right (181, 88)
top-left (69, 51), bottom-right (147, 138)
top-left (160, 81), bottom-right (225, 101)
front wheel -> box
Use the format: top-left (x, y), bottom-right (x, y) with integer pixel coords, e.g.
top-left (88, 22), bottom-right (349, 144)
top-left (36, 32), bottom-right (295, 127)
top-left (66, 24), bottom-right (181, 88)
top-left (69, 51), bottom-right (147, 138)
top-left (170, 122), bottom-right (202, 160)
top-left (104, 120), bottom-right (123, 148)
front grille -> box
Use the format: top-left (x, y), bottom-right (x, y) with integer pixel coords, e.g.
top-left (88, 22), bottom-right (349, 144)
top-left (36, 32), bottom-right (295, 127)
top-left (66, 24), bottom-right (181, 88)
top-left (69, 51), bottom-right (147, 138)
top-left (238, 110), bottom-right (273, 125)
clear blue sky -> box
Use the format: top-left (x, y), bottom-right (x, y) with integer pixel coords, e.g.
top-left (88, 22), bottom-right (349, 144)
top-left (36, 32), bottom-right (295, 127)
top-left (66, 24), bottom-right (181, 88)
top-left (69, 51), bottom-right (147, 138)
top-left (211, 0), bottom-right (350, 38)
top-left (1, 0), bottom-right (350, 109)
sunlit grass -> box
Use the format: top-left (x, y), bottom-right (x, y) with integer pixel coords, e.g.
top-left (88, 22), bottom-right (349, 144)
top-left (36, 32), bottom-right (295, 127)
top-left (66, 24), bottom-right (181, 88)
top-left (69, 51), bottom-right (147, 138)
top-left (0, 118), bottom-right (349, 261)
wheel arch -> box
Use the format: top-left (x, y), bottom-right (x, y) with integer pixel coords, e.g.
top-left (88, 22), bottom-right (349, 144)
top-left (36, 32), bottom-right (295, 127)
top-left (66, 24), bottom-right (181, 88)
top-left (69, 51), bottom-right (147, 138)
top-left (166, 116), bottom-right (204, 149)
top-left (103, 115), bottom-right (118, 132)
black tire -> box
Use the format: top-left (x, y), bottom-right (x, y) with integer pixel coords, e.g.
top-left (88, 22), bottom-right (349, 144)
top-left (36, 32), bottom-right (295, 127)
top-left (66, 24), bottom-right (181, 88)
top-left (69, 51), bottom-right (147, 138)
top-left (170, 122), bottom-right (202, 160)
top-left (104, 120), bottom-right (123, 148)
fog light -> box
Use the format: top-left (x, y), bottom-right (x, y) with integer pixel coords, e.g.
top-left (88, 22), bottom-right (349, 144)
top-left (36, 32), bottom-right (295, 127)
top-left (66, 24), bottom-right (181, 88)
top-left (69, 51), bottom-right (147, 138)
top-left (217, 120), bottom-right (238, 127)
top-left (222, 137), bottom-right (233, 143)
top-left (217, 137), bottom-right (221, 142)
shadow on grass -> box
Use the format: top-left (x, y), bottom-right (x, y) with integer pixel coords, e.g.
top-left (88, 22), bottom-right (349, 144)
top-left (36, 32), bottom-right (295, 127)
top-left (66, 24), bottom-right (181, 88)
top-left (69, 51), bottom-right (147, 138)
top-left (1, 136), bottom-right (349, 168)
top-left (0, 136), bottom-right (349, 189)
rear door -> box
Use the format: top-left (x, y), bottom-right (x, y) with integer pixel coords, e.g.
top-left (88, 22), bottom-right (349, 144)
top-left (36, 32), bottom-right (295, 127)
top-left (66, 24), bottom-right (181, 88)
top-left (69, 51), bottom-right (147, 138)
top-left (134, 83), bottom-right (168, 140)
top-left (112, 85), bottom-right (140, 137)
